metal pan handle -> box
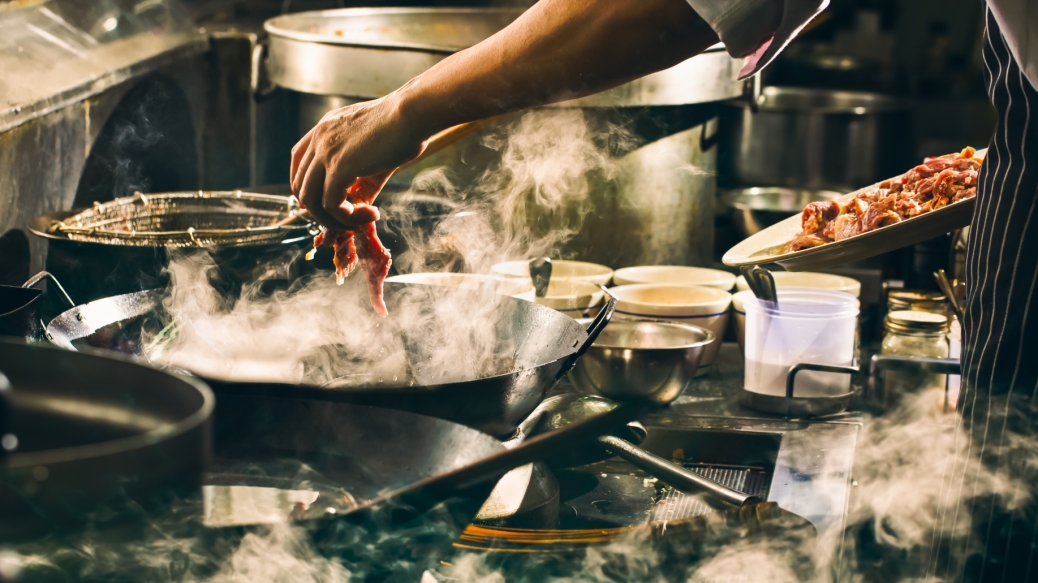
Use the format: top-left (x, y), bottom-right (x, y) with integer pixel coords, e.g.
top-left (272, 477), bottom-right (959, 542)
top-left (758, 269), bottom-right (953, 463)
top-left (580, 286), bottom-right (616, 355)
top-left (554, 287), bottom-right (615, 380)
top-left (23, 271), bottom-right (75, 310)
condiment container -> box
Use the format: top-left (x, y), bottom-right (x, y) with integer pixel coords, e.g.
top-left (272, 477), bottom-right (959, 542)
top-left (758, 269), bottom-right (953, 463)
top-left (880, 310), bottom-right (950, 409)
top-left (743, 288), bottom-right (859, 399)
top-left (887, 290), bottom-right (946, 312)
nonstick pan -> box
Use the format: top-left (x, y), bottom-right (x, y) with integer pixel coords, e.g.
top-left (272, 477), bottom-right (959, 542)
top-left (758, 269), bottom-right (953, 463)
top-left (46, 282), bottom-right (616, 436)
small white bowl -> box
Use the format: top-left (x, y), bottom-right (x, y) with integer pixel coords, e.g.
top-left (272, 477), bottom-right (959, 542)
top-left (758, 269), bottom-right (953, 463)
top-left (386, 273), bottom-right (535, 301)
top-left (608, 284), bottom-right (732, 370)
top-left (612, 266), bottom-right (736, 290)
top-left (735, 272), bottom-right (861, 297)
top-left (536, 280), bottom-right (605, 319)
top-left (491, 260), bottom-right (613, 286)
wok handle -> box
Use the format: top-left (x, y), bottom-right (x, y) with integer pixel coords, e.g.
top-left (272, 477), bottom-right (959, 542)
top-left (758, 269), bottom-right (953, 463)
top-left (597, 435), bottom-right (761, 510)
top-left (555, 288), bottom-right (616, 379)
top-left (579, 287), bottom-right (616, 356)
top-left (23, 271), bottom-right (75, 310)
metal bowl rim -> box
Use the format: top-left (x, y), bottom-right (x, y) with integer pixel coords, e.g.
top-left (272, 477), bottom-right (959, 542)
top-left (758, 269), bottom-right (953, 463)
top-left (2, 339), bottom-right (215, 469)
top-left (721, 187), bottom-right (844, 212)
top-left (721, 86), bottom-right (912, 114)
top-left (574, 318), bottom-right (716, 351)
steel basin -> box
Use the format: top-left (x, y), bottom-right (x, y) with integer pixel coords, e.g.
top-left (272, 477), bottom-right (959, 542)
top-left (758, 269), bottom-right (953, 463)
top-left (568, 320), bottom-right (713, 404)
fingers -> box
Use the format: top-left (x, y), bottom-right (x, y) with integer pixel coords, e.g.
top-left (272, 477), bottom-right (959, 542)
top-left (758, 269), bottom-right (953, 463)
top-left (290, 129), bottom-right (315, 186)
top-left (323, 176), bottom-right (382, 228)
top-left (300, 164), bottom-right (344, 230)
top-left (328, 201), bottom-right (380, 226)
top-left (291, 147), bottom-right (317, 204)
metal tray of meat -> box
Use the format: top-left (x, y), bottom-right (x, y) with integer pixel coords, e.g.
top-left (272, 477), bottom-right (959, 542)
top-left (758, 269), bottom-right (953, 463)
top-left (723, 148), bottom-right (985, 271)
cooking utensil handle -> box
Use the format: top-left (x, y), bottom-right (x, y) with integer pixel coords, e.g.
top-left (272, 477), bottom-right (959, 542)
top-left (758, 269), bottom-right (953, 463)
top-left (22, 271), bottom-right (75, 310)
top-left (581, 286), bottom-right (616, 349)
top-left (360, 400), bottom-right (643, 515)
top-left (784, 362), bottom-right (860, 417)
top-left (554, 288), bottom-right (617, 380)
top-left (596, 435), bottom-right (760, 509)
top-left (933, 270), bottom-right (964, 321)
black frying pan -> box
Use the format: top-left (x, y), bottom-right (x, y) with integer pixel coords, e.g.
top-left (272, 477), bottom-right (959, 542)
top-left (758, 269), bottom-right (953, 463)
top-left (46, 282), bottom-right (616, 437)
top-left (0, 339), bottom-right (214, 542)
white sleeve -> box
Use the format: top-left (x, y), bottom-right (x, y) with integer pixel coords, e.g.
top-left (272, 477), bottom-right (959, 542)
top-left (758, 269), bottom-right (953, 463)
top-left (987, 0), bottom-right (1038, 91)
top-left (685, 0), bottom-right (828, 80)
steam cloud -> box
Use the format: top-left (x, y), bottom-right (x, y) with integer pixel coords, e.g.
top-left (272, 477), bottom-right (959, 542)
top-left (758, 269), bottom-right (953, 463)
top-left (389, 108), bottom-right (636, 275)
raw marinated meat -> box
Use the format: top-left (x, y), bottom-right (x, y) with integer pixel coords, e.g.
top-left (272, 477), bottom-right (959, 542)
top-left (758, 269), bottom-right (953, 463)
top-left (789, 147), bottom-right (983, 251)
top-left (304, 180), bottom-right (393, 317)
top-left (802, 200), bottom-right (843, 234)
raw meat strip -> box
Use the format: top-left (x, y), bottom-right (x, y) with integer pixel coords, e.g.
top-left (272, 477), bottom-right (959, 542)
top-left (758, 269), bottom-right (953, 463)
top-left (304, 179), bottom-right (392, 316)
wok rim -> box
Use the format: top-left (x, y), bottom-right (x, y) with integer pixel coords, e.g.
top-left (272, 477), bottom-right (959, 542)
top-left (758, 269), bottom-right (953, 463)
top-left (43, 283), bottom-right (590, 391)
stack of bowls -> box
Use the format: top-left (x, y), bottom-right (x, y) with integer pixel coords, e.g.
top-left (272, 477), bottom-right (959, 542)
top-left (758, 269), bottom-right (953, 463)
top-left (491, 260), bottom-right (613, 286)
top-left (606, 266), bottom-right (735, 374)
top-left (731, 272), bottom-right (861, 351)
top-left (491, 260), bottom-right (613, 318)
top-left (535, 280), bottom-right (606, 318)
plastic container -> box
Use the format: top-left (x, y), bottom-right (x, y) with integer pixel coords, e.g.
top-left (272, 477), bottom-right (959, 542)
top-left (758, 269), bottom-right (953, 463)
top-left (743, 288), bottom-right (859, 398)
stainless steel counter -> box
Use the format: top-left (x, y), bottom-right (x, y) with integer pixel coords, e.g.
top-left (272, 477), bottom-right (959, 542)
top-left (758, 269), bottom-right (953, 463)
top-left (557, 342), bottom-right (863, 571)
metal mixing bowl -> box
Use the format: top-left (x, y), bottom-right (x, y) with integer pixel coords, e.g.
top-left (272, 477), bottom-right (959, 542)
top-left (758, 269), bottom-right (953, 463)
top-left (569, 320), bottom-right (714, 404)
top-left (722, 187), bottom-right (841, 238)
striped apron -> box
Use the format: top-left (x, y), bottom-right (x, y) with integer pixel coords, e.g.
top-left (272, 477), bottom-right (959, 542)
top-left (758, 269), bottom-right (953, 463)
top-left (929, 8), bottom-right (1038, 583)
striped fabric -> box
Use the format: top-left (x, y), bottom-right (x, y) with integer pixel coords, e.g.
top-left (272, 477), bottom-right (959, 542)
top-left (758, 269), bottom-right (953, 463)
top-left (930, 9), bottom-right (1038, 583)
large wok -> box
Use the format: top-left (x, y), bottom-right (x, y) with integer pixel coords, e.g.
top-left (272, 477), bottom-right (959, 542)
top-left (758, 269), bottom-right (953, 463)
top-left (45, 282), bottom-right (616, 436)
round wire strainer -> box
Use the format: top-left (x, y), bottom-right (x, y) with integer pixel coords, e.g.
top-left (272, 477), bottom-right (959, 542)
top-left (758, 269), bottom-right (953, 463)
top-left (50, 191), bottom-right (317, 247)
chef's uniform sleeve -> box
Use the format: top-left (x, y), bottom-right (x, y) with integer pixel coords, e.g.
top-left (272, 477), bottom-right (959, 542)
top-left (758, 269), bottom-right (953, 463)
top-left (684, 0), bottom-right (829, 80)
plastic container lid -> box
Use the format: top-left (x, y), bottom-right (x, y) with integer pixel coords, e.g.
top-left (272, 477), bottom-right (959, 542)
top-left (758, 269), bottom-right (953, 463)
top-left (742, 287), bottom-right (860, 319)
top-left (885, 310), bottom-right (949, 335)
top-left (888, 290), bottom-right (946, 311)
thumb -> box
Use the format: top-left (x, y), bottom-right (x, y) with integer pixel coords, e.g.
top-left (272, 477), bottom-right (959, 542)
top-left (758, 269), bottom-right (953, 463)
top-left (346, 171), bottom-right (394, 205)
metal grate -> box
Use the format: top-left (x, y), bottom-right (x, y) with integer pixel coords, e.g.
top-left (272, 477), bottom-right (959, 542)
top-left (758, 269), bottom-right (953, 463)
top-left (50, 190), bottom-right (315, 247)
top-left (651, 464), bottom-right (771, 522)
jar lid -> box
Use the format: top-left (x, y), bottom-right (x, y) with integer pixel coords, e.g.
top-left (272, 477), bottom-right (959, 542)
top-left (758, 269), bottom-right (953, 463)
top-left (885, 310), bottom-right (950, 334)
top-left (888, 290), bottom-right (946, 311)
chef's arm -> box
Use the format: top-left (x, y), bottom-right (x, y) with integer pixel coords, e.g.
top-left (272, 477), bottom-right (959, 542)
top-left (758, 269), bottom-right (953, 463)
top-left (291, 0), bottom-right (718, 230)
top-left (393, 0), bottom-right (718, 136)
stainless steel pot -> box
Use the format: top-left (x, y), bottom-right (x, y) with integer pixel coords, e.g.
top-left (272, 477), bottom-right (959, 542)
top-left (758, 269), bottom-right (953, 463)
top-left (718, 87), bottom-right (914, 191)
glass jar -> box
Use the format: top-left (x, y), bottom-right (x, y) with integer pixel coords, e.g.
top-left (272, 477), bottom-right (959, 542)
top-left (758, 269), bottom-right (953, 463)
top-left (881, 310), bottom-right (950, 408)
top-left (887, 290), bottom-right (947, 312)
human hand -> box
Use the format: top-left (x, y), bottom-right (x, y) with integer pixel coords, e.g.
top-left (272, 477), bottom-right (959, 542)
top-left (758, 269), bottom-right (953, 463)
top-left (290, 97), bottom-right (427, 230)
